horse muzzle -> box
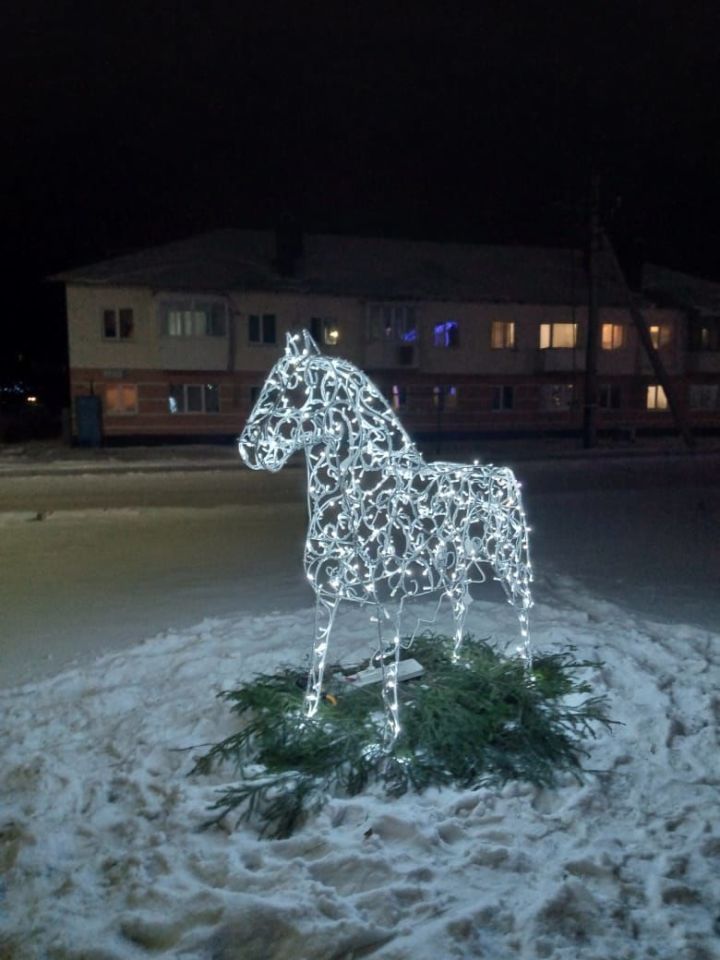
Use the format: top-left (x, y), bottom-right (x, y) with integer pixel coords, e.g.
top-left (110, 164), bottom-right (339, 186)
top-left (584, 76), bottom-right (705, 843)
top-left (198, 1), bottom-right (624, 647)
top-left (238, 429), bottom-right (286, 472)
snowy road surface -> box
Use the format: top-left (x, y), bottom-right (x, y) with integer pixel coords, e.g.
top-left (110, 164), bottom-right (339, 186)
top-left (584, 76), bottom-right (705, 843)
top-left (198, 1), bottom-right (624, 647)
top-left (1, 449), bottom-right (720, 958)
top-left (1, 452), bottom-right (718, 688)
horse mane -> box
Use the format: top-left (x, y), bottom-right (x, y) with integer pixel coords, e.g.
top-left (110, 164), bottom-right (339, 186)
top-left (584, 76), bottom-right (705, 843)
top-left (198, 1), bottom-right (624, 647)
top-left (307, 353), bottom-right (422, 465)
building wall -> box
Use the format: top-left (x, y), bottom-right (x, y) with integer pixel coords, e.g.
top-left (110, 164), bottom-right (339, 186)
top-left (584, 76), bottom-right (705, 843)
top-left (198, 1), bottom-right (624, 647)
top-left (65, 283), bottom-right (720, 440)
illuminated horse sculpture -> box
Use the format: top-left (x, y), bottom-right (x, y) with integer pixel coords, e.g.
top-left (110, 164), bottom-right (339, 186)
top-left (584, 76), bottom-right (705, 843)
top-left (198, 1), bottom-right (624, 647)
top-left (239, 331), bottom-right (533, 739)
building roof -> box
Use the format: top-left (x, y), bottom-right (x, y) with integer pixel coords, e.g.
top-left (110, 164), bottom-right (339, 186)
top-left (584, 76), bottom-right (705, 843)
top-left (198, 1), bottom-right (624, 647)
top-left (642, 263), bottom-right (720, 313)
top-left (50, 228), bottom-right (642, 306)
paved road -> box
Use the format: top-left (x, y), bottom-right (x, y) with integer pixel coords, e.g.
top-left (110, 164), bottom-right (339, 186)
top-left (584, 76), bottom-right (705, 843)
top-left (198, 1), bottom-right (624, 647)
top-left (1, 454), bottom-right (718, 688)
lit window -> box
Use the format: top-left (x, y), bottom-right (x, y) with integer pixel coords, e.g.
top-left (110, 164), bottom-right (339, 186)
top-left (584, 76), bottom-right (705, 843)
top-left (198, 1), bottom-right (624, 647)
top-left (491, 321), bottom-right (516, 349)
top-left (601, 324), bottom-right (624, 350)
top-left (689, 384), bottom-right (719, 410)
top-left (249, 314), bottom-right (277, 344)
top-left (492, 385), bottom-right (514, 410)
top-left (599, 383), bottom-right (621, 409)
top-left (433, 321), bottom-right (460, 348)
top-left (105, 383), bottom-right (138, 414)
top-left (648, 325), bottom-right (671, 349)
top-left (432, 385), bottom-right (457, 410)
top-left (539, 323), bottom-right (577, 349)
top-left (168, 384), bottom-right (220, 414)
top-left (310, 318), bottom-right (340, 345)
top-left (368, 303), bottom-right (417, 343)
top-left (541, 384), bottom-right (574, 410)
top-left (103, 308), bottom-right (134, 340)
top-left (160, 299), bottom-right (227, 337)
top-left (390, 385), bottom-right (407, 410)
top-left (646, 384), bottom-right (668, 410)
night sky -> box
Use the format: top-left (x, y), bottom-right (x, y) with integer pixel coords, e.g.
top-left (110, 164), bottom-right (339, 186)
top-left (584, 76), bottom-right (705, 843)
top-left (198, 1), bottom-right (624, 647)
top-left (4, 1), bottom-right (720, 402)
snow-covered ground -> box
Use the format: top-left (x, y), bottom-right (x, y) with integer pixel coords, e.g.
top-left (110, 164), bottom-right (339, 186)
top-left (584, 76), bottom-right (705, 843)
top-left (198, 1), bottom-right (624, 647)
top-left (1, 447), bottom-right (719, 958)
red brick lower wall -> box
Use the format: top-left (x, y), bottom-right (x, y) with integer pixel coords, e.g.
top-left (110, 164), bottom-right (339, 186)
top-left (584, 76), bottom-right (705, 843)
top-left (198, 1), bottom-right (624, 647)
top-left (69, 367), bottom-right (719, 439)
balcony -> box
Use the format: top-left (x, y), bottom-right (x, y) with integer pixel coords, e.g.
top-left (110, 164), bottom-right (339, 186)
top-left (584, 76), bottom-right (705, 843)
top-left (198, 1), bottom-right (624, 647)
top-left (365, 341), bottom-right (419, 369)
top-left (684, 351), bottom-right (720, 374)
top-left (536, 349), bottom-right (583, 373)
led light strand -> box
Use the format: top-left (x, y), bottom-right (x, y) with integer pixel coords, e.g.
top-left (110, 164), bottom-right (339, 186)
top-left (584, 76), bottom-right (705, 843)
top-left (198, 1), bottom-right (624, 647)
top-left (239, 330), bottom-right (534, 741)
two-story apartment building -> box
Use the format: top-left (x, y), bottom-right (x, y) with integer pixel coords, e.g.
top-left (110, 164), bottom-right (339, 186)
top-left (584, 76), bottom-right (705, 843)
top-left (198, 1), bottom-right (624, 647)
top-left (53, 229), bottom-right (720, 443)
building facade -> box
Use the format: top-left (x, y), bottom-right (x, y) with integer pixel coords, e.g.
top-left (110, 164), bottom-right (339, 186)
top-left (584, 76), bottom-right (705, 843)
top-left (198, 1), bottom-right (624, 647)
top-left (54, 229), bottom-right (720, 442)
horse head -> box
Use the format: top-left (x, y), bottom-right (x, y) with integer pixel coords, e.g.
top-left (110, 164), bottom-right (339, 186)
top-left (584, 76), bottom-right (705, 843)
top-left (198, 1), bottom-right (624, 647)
top-left (239, 331), bottom-right (325, 471)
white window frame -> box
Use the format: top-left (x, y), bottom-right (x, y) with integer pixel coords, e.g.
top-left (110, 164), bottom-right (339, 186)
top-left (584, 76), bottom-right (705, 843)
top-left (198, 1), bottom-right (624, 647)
top-left (539, 323), bottom-right (577, 349)
top-left (491, 320), bottom-right (516, 350)
top-left (104, 382), bottom-right (138, 415)
top-left (158, 298), bottom-right (227, 338)
top-left (168, 383), bottom-right (220, 414)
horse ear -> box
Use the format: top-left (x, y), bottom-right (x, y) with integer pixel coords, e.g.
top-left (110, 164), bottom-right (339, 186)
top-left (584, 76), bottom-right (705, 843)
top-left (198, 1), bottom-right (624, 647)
top-left (285, 331), bottom-right (302, 357)
top-left (302, 330), bottom-right (321, 355)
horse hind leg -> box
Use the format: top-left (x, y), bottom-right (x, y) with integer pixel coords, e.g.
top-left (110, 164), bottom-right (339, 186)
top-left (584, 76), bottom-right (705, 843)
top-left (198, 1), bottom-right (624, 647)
top-left (450, 588), bottom-right (470, 661)
top-left (516, 587), bottom-right (533, 675)
top-left (305, 595), bottom-right (339, 718)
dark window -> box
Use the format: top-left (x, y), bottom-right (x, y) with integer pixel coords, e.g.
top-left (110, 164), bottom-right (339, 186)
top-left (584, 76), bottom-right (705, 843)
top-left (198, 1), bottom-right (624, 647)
top-left (688, 317), bottom-right (720, 351)
top-left (103, 308), bottom-right (134, 339)
top-left (368, 303), bottom-right (417, 342)
top-left (492, 385), bottom-right (514, 410)
top-left (168, 384), bottom-right (220, 414)
top-left (432, 385), bottom-right (458, 410)
top-left (390, 385), bottom-right (407, 410)
top-left (541, 384), bottom-right (574, 410)
top-left (310, 317), bottom-right (340, 345)
top-left (249, 314), bottom-right (277, 344)
top-left (599, 384), bottom-right (621, 409)
top-left (119, 308), bottom-right (134, 339)
top-left (433, 321), bottom-right (459, 348)
top-left (689, 384), bottom-right (719, 409)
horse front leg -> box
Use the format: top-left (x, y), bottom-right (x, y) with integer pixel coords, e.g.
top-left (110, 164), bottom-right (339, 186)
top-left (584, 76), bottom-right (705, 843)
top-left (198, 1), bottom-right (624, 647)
top-left (305, 594), bottom-right (339, 718)
top-left (378, 600), bottom-right (406, 745)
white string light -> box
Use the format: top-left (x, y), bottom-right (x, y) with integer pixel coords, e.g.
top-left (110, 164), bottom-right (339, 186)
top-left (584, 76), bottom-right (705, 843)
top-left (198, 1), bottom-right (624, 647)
top-left (239, 330), bottom-right (533, 741)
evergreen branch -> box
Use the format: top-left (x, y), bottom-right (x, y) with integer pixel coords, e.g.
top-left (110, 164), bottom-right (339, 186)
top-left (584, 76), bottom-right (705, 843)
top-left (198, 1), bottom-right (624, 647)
top-left (191, 635), bottom-right (614, 838)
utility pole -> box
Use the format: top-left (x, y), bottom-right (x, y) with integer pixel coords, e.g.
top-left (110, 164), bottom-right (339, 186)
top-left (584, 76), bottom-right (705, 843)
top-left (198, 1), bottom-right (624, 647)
top-left (602, 233), bottom-right (694, 449)
top-left (582, 174), bottom-right (601, 448)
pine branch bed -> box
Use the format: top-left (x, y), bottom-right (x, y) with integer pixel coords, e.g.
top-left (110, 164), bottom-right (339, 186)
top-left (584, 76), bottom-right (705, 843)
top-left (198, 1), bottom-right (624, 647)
top-left (191, 635), bottom-right (613, 838)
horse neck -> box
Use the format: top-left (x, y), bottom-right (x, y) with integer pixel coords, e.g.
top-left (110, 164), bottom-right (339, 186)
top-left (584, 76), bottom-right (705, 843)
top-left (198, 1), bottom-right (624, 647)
top-left (306, 388), bottom-right (421, 482)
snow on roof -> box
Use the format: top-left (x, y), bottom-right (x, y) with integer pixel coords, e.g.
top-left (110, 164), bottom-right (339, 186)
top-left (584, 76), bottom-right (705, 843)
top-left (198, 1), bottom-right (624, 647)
top-left (51, 228), bottom-right (632, 305)
top-left (642, 263), bottom-right (720, 312)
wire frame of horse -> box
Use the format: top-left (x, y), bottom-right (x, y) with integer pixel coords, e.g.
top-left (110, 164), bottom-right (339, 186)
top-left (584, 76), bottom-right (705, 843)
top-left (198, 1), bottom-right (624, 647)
top-left (239, 330), bottom-right (533, 741)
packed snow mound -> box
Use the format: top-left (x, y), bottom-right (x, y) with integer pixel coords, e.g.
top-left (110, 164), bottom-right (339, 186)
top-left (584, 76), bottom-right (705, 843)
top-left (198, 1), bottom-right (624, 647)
top-left (2, 583), bottom-right (719, 959)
